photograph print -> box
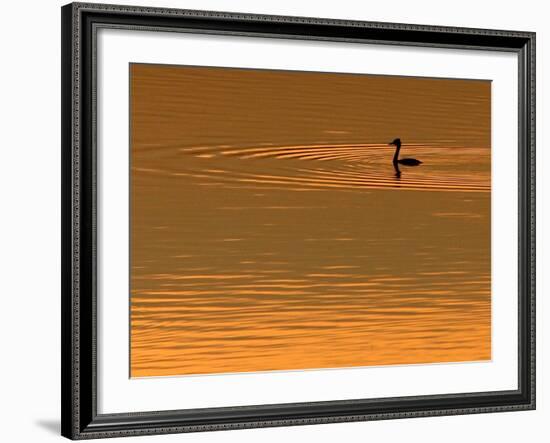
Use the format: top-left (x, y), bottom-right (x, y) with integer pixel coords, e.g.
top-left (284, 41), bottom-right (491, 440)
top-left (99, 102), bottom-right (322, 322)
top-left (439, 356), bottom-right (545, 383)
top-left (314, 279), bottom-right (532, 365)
top-left (129, 63), bottom-right (491, 378)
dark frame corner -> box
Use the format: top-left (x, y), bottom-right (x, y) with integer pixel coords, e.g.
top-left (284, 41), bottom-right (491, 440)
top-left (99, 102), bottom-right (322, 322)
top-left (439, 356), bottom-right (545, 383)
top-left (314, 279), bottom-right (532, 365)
top-left (62, 2), bottom-right (535, 439)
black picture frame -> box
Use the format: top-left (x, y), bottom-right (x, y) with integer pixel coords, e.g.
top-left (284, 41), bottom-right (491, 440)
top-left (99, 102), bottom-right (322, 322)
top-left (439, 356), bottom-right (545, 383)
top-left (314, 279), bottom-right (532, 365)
top-left (61, 2), bottom-right (536, 439)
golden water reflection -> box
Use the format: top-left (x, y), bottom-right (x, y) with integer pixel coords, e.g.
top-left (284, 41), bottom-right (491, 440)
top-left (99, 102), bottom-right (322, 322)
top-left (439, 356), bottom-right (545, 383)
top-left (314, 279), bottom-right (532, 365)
top-left (130, 64), bottom-right (491, 377)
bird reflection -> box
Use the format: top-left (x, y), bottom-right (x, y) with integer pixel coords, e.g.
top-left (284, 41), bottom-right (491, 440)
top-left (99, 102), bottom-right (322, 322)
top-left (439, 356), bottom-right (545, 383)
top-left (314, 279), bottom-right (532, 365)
top-left (393, 161), bottom-right (402, 178)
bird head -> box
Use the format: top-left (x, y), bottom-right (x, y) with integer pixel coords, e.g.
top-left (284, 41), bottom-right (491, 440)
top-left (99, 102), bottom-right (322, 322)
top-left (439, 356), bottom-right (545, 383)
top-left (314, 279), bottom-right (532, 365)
top-left (389, 138), bottom-right (401, 147)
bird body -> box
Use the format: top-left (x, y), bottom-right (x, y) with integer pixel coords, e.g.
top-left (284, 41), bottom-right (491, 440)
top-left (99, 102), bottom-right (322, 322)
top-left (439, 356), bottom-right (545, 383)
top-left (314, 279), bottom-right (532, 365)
top-left (397, 158), bottom-right (422, 166)
top-left (388, 138), bottom-right (421, 166)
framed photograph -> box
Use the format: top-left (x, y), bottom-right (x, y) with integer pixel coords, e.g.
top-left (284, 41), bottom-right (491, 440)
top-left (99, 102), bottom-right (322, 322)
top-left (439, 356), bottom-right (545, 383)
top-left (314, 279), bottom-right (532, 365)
top-left (61, 2), bottom-right (536, 439)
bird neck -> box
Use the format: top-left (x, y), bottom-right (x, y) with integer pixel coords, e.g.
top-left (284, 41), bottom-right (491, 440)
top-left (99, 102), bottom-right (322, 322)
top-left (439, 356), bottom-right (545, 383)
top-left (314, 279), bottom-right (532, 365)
top-left (393, 144), bottom-right (401, 163)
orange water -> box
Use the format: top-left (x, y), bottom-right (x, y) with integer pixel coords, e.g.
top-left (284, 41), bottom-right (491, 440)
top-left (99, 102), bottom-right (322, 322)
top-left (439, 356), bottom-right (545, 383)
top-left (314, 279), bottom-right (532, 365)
top-left (130, 64), bottom-right (491, 377)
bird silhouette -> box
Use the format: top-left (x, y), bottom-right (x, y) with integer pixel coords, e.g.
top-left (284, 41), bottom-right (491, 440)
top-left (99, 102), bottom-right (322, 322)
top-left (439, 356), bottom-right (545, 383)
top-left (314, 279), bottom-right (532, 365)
top-left (389, 138), bottom-right (422, 166)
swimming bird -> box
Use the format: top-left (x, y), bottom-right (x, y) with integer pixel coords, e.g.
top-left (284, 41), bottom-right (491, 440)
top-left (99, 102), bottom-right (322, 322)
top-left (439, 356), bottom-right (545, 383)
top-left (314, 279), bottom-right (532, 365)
top-left (389, 138), bottom-right (422, 166)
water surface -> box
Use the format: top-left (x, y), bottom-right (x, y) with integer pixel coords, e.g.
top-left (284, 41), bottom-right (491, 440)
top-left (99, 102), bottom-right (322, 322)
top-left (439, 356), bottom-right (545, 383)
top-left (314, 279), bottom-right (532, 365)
top-left (130, 64), bottom-right (491, 377)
